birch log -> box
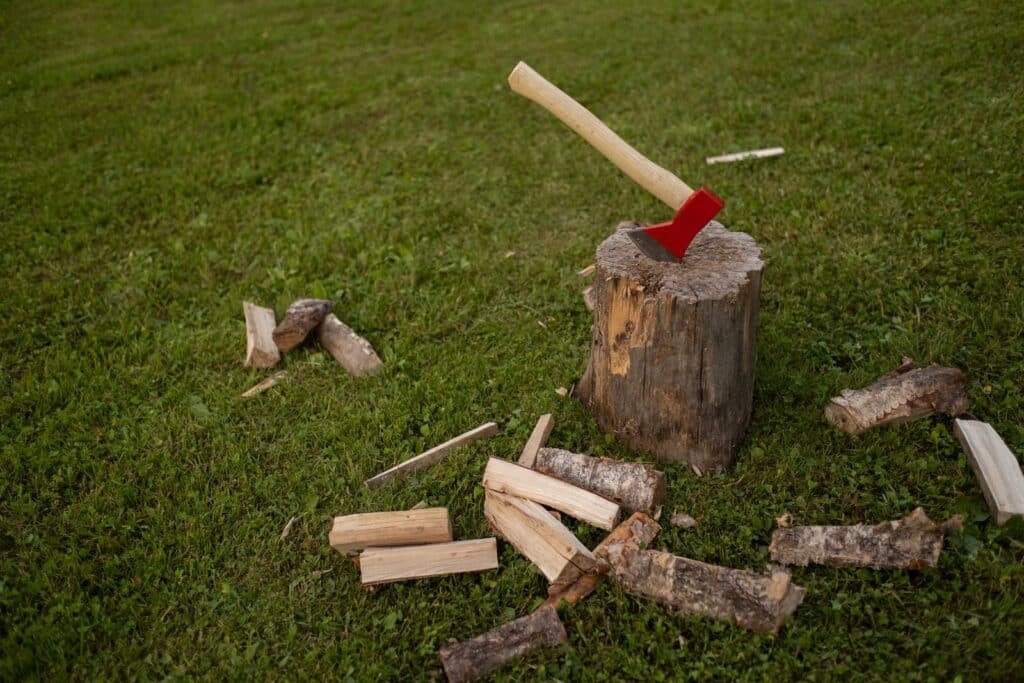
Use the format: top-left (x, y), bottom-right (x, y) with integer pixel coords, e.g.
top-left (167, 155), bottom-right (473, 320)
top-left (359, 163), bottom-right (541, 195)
top-left (825, 358), bottom-right (969, 435)
top-left (318, 313), bottom-right (383, 377)
top-left (533, 448), bottom-right (666, 514)
top-left (768, 507), bottom-right (963, 569)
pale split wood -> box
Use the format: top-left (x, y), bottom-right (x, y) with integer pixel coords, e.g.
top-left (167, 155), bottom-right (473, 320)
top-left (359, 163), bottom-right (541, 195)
top-left (329, 508), bottom-right (452, 554)
top-left (272, 298), bottom-right (333, 352)
top-left (768, 507), bottom-right (963, 569)
top-left (517, 414), bottom-right (554, 468)
top-left (359, 538), bottom-right (498, 586)
top-left (825, 358), bottom-right (969, 435)
top-left (954, 419), bottom-right (1024, 525)
top-left (482, 457), bottom-right (621, 530)
top-left (484, 490), bottom-right (595, 586)
top-left (318, 313), bottom-right (382, 377)
top-left (365, 422), bottom-right (499, 488)
top-left (240, 370), bottom-right (287, 398)
top-left (243, 301), bottom-right (280, 368)
top-left (439, 606), bottom-right (566, 683)
top-left (533, 447), bottom-right (666, 514)
top-left (705, 147), bottom-right (785, 165)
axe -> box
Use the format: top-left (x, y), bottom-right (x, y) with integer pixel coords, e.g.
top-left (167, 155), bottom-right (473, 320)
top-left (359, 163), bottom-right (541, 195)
top-left (508, 62), bottom-right (723, 262)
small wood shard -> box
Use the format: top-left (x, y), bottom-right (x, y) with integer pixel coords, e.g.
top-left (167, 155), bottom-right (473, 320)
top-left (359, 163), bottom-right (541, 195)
top-left (272, 298), bottom-right (333, 352)
top-left (705, 147), bottom-right (785, 165)
top-left (577, 264), bottom-right (596, 277)
top-left (365, 422), bottom-right (499, 488)
top-left (280, 516), bottom-right (296, 540)
top-left (359, 538), bottom-right (498, 586)
top-left (329, 508), bottom-right (453, 554)
top-left (439, 606), bottom-right (566, 683)
top-left (409, 500), bottom-right (428, 511)
top-left (582, 285), bottom-right (595, 311)
top-left (534, 448), bottom-right (666, 514)
top-left (954, 418), bottom-right (1024, 525)
top-left (484, 490), bottom-right (595, 586)
top-left (318, 313), bottom-right (383, 377)
top-left (825, 358), bottom-right (969, 435)
top-left (483, 457), bottom-right (621, 530)
top-left (518, 414), bottom-right (554, 468)
top-left (243, 301), bottom-right (281, 368)
top-left (241, 370), bottom-right (287, 398)
top-left (768, 507), bottom-right (963, 569)
top-left (555, 387), bottom-right (568, 397)
top-left (670, 512), bottom-right (697, 529)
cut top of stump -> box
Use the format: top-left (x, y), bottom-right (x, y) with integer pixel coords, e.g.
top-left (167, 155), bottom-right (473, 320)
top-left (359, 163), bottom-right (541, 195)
top-left (597, 221), bottom-right (763, 303)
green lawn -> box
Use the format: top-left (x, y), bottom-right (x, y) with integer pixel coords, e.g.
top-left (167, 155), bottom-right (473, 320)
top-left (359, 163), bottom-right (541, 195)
top-left (2, 0), bottom-right (1023, 679)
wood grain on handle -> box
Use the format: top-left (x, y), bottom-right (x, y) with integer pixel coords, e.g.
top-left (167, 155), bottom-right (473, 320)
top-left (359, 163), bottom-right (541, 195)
top-left (508, 61), bottom-right (692, 210)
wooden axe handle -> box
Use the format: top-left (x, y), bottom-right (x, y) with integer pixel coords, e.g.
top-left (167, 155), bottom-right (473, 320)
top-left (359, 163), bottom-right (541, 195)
top-left (508, 61), bottom-right (692, 210)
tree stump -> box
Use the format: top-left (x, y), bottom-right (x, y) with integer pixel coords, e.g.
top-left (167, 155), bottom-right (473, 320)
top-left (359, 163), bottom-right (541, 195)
top-left (577, 221), bottom-right (764, 473)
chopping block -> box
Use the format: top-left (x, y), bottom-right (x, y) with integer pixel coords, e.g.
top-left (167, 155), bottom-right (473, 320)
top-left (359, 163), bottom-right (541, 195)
top-left (576, 220), bottom-right (764, 474)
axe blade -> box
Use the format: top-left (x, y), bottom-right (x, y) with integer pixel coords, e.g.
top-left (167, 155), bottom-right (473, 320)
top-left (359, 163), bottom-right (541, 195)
top-left (626, 186), bottom-right (724, 262)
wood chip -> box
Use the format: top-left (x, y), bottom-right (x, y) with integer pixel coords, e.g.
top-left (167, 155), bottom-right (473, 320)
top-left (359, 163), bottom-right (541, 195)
top-left (669, 512), bottom-right (697, 529)
top-left (280, 516), bottom-right (296, 540)
top-left (582, 285), bottom-right (595, 311)
top-left (954, 419), bottom-right (1024, 525)
top-left (577, 264), bottom-right (596, 277)
top-left (705, 147), bottom-right (785, 165)
top-left (241, 370), bottom-right (287, 398)
top-left (365, 422), bottom-right (499, 488)
top-left (555, 387), bottom-right (568, 397)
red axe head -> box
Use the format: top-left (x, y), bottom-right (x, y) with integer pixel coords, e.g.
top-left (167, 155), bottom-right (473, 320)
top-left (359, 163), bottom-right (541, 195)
top-left (626, 187), bottom-right (724, 262)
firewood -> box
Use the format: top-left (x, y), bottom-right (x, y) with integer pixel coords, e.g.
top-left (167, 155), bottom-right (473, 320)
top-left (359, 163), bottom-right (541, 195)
top-left (825, 358), bottom-right (969, 435)
top-left (543, 511), bottom-right (661, 609)
top-left (243, 301), bottom-right (280, 368)
top-left (484, 490), bottom-right (595, 586)
top-left (954, 419), bottom-right (1024, 525)
top-left (517, 414), bottom-right (553, 468)
top-left (317, 313), bottom-right (383, 377)
top-left (482, 457), bottom-right (621, 530)
top-left (533, 448), bottom-right (666, 514)
top-left (359, 538), bottom-right (498, 586)
top-left (439, 606), bottom-right (566, 683)
top-left (272, 298), bottom-right (333, 352)
top-left (329, 508), bottom-right (452, 554)
top-left (240, 370), bottom-right (287, 397)
top-left (365, 422), bottom-right (499, 488)
top-left (768, 507), bottom-right (963, 569)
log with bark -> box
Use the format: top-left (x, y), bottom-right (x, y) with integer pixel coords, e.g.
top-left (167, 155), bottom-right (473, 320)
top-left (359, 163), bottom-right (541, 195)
top-left (318, 313), bottom-right (383, 377)
top-left (769, 507), bottom-right (963, 569)
top-left (243, 301), bottom-right (280, 368)
top-left (272, 298), bottom-right (333, 352)
top-left (576, 221), bottom-right (764, 473)
top-left (825, 358), bottom-right (969, 435)
top-left (532, 447), bottom-right (666, 515)
top-left (439, 606), bottom-right (566, 683)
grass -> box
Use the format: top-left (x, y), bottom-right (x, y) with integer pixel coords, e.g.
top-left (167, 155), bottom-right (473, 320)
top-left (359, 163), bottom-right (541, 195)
top-left (2, 0), bottom-right (1023, 679)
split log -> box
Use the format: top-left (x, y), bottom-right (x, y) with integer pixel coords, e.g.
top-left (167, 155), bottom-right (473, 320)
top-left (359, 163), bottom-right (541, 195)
top-left (365, 422), bottom-right (498, 488)
top-left (482, 457), bottom-right (620, 530)
top-left (240, 370), bottom-right (287, 397)
top-left (825, 358), bottom-right (969, 435)
top-left (768, 507), bottom-right (963, 569)
top-left (518, 414), bottom-right (553, 468)
top-left (954, 418), bottom-right (1024, 525)
top-left (484, 490), bottom-right (595, 586)
top-left (272, 298), bottom-right (333, 352)
top-left (243, 301), bottom-right (280, 368)
top-left (542, 511), bottom-right (661, 609)
top-left (576, 222), bottom-right (764, 473)
top-left (359, 538), bottom-right (498, 586)
top-left (533, 447), bottom-right (666, 514)
top-left (318, 313), bottom-right (383, 377)
top-left (329, 508), bottom-right (452, 554)
top-left (439, 606), bottom-right (566, 683)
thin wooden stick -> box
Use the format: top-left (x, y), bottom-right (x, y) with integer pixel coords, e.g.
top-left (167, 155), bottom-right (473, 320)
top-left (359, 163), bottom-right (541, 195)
top-left (365, 422), bottom-right (499, 488)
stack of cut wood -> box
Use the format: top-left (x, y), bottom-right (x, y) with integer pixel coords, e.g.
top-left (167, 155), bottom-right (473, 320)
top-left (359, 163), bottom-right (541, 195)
top-left (329, 507), bottom-right (498, 586)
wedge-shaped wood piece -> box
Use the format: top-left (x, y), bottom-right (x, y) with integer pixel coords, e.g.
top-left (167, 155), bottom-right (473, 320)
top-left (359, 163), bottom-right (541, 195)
top-left (318, 313), bottom-right (383, 377)
top-left (484, 490), bottom-right (595, 585)
top-left (439, 606), bottom-right (566, 683)
top-left (272, 298), bottom-right (333, 352)
top-left (243, 301), bottom-right (280, 368)
top-left (825, 358), bottom-right (969, 435)
top-left (954, 419), bottom-right (1024, 525)
top-left (518, 414), bottom-right (553, 468)
top-left (534, 447), bottom-right (666, 514)
top-left (241, 370), bottom-right (287, 397)
top-left (365, 422), bottom-right (499, 488)
top-left (359, 538), bottom-right (498, 586)
top-left (329, 508), bottom-right (452, 554)
top-left (543, 511), bottom-right (661, 610)
top-left (483, 457), bottom-right (621, 530)
top-left (768, 507), bottom-right (963, 569)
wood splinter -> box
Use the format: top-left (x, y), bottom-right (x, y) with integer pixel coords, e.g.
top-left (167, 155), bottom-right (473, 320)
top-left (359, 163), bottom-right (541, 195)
top-left (241, 371), bottom-right (287, 398)
top-left (243, 301), bottom-right (280, 368)
top-left (272, 298), bottom-right (333, 352)
top-left (769, 507), bottom-right (963, 569)
top-left (825, 357), bottom-right (969, 435)
top-left (518, 414), bottom-right (553, 468)
top-left (439, 606), bottom-right (566, 683)
top-left (533, 447), bottom-right (666, 514)
top-left (365, 422), bottom-right (499, 488)
top-left (318, 313), bottom-right (383, 377)
top-left (954, 418), bottom-right (1024, 525)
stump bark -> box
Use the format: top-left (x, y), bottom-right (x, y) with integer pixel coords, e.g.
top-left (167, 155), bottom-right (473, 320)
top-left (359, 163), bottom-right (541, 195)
top-left (577, 221), bottom-right (764, 472)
